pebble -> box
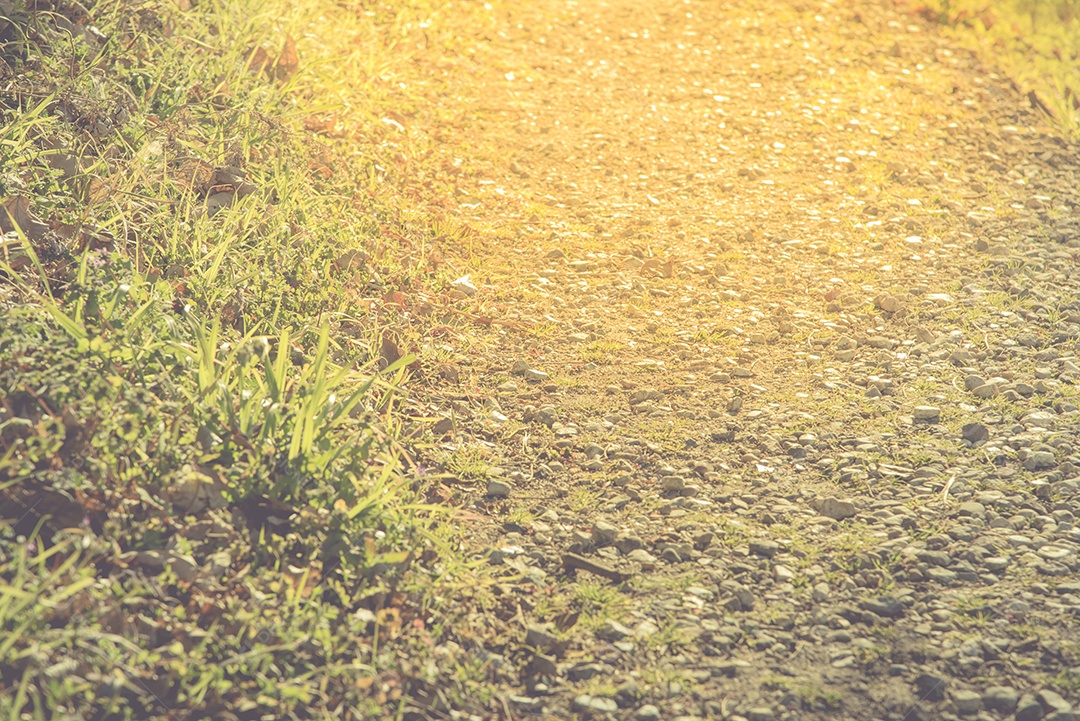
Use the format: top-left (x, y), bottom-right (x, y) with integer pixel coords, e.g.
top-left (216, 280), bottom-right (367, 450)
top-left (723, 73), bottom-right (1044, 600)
top-left (591, 520), bottom-right (619, 546)
top-left (812, 582), bottom-right (830, 602)
top-left (525, 624), bottom-right (560, 650)
top-left (661, 476), bottom-right (686, 492)
top-left (510, 696), bottom-right (544, 713)
top-left (983, 686), bottom-right (1020, 713)
top-left (875, 294), bottom-right (901, 313)
top-left (1024, 451), bottom-right (1056, 471)
top-left (860, 595), bottom-right (904, 618)
top-left (749, 539), bottom-right (780, 558)
top-left (573, 695), bottom-right (618, 714)
top-left (486, 479), bottom-right (511, 498)
top-left (636, 705), bottom-right (662, 721)
top-left (1037, 689), bottom-right (1072, 715)
top-left (913, 405), bottom-right (941, 422)
top-left (596, 620), bottom-right (633, 641)
top-left (819, 497), bottom-right (857, 520)
top-left (953, 689), bottom-right (982, 714)
top-left (1016, 695), bottom-right (1045, 721)
top-left (1039, 545), bottom-right (1072, 560)
top-left (964, 375), bottom-right (986, 390)
top-left (916, 673), bottom-right (948, 701)
top-left (962, 422), bottom-right (989, 443)
top-left (958, 501), bottom-right (986, 518)
top-left (627, 549), bottom-right (658, 565)
top-left (774, 564), bottom-right (795, 582)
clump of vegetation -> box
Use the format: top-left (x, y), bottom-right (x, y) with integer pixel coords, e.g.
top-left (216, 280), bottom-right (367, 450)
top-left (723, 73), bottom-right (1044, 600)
top-left (0, 0), bottom-right (498, 717)
top-left (915, 0), bottom-right (1080, 133)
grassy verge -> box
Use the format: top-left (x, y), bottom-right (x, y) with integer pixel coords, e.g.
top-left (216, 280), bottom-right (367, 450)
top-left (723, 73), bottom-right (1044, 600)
top-left (909, 0), bottom-right (1080, 134)
top-left (0, 0), bottom-right (504, 717)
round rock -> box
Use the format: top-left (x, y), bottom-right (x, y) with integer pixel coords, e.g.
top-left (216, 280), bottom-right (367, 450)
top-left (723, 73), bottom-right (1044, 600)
top-left (982, 686), bottom-right (1019, 713)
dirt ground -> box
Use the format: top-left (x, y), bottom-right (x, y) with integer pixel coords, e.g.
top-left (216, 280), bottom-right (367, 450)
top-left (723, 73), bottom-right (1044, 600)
top-left (410, 0), bottom-right (1080, 718)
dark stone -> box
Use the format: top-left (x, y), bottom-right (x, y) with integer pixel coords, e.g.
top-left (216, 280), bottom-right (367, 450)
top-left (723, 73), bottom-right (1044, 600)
top-left (915, 673), bottom-right (947, 702)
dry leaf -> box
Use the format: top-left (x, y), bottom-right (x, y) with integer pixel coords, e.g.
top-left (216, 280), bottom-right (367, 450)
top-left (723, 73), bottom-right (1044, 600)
top-left (379, 334), bottom-right (401, 368)
top-left (275, 35), bottom-right (299, 80)
top-left (248, 46), bottom-right (271, 74)
top-left (174, 158), bottom-right (215, 192)
top-left (639, 258), bottom-right (661, 276)
top-left (1, 196), bottom-right (49, 241)
top-left (333, 249), bottom-right (368, 272)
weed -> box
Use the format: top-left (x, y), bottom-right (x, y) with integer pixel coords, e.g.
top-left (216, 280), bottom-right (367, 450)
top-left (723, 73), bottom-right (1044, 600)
top-left (440, 444), bottom-right (498, 481)
top-left (580, 339), bottom-right (623, 364)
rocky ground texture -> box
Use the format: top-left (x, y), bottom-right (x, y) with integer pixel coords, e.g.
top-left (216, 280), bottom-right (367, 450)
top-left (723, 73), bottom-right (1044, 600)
top-left (408, 0), bottom-right (1080, 718)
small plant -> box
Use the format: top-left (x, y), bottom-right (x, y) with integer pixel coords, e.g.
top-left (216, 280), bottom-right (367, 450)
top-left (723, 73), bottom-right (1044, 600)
top-left (580, 339), bottom-right (622, 363)
top-left (440, 444), bottom-right (497, 481)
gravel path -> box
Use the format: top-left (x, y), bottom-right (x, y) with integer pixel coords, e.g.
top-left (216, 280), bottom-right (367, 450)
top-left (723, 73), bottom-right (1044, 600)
top-left (414, 0), bottom-right (1080, 718)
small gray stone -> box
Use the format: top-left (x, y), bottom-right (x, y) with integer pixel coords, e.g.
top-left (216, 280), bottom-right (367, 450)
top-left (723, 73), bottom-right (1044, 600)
top-left (913, 405), bottom-right (941, 422)
top-left (636, 705), bottom-right (662, 721)
top-left (972, 383), bottom-right (1001, 398)
top-left (510, 696), bottom-right (545, 713)
top-left (627, 549), bottom-right (658, 565)
top-left (1023, 410), bottom-right (1058, 429)
top-left (1024, 451), bottom-right (1056, 471)
top-left (1015, 695), bottom-right (1045, 721)
top-left (1037, 690), bottom-right (1072, 715)
top-left (964, 375), bottom-right (986, 390)
top-left (916, 673), bottom-right (947, 701)
top-left (958, 501), bottom-right (986, 517)
top-left (1038, 545), bottom-right (1072, 560)
top-left (596, 620), bottom-right (633, 641)
top-left (953, 689), bottom-right (982, 714)
top-left (567, 663), bottom-right (607, 681)
top-left (1044, 712), bottom-right (1074, 721)
top-left (819, 497), bottom-right (857, 520)
top-left (926, 567), bottom-right (958, 584)
top-left (962, 422), bottom-right (989, 443)
top-left (486, 479), bottom-right (512, 498)
top-left (525, 624), bottom-right (560, 650)
top-left (524, 369), bottom-right (550, 383)
top-left (573, 695), bottom-right (618, 714)
top-left (661, 476), bottom-right (686, 492)
top-left (774, 564), bottom-right (795, 582)
top-left (747, 708), bottom-right (776, 721)
top-left (584, 443), bottom-right (605, 459)
top-left (860, 595), bottom-right (904, 618)
top-left (592, 520), bottom-right (619, 546)
top-left (812, 582), bottom-right (831, 602)
top-left (749, 539), bottom-right (780, 558)
top-left (983, 686), bottom-right (1019, 713)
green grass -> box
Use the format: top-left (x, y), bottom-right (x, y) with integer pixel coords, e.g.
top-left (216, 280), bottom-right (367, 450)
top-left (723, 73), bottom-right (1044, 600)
top-left (0, 0), bottom-right (502, 717)
top-left (579, 339), bottom-right (622, 364)
top-left (920, 0), bottom-right (1080, 135)
top-left (439, 443), bottom-right (497, 481)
